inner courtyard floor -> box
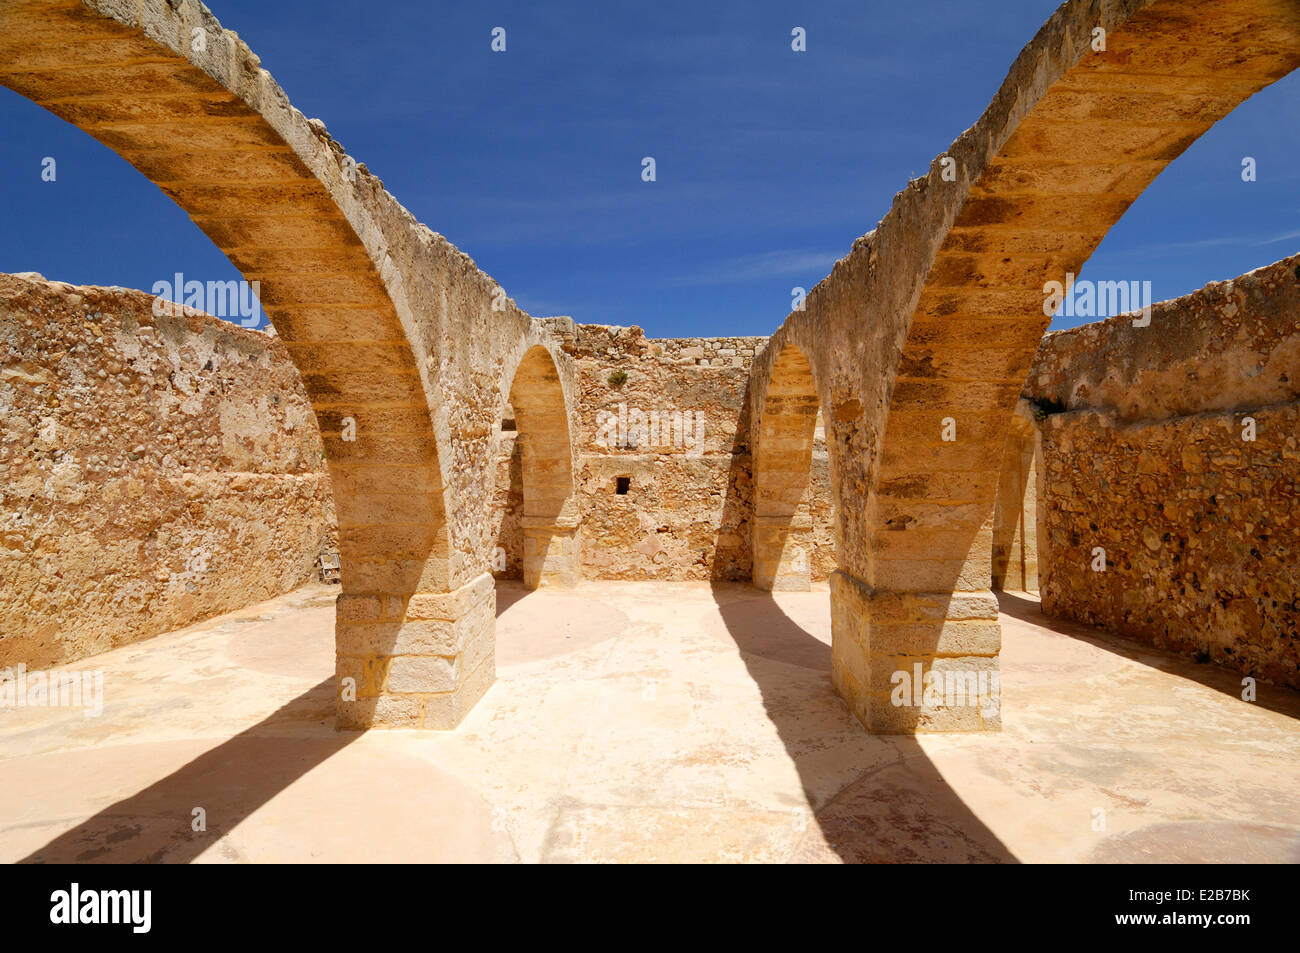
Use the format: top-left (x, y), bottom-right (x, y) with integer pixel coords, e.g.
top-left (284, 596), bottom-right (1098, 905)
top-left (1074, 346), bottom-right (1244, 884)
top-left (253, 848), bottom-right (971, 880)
top-left (1, 581), bottom-right (1297, 863)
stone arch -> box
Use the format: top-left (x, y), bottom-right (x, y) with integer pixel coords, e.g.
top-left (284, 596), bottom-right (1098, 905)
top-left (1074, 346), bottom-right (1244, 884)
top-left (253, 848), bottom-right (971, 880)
top-left (751, 342), bottom-right (827, 590)
top-left (500, 343), bottom-right (580, 588)
top-left (990, 400), bottom-right (1040, 593)
top-left (0, 0), bottom-right (517, 729)
top-left (761, 0), bottom-right (1300, 733)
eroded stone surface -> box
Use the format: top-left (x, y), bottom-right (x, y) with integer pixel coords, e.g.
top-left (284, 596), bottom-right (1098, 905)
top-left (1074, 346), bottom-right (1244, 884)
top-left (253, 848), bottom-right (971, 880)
top-left (0, 583), bottom-right (1296, 863)
top-left (748, 0), bottom-right (1300, 731)
top-left (489, 324), bottom-right (835, 586)
top-left (0, 274), bottom-right (334, 668)
top-left (0, 0), bottom-right (582, 726)
top-left (1019, 254), bottom-right (1300, 688)
top-left (1, 0), bottom-right (1298, 737)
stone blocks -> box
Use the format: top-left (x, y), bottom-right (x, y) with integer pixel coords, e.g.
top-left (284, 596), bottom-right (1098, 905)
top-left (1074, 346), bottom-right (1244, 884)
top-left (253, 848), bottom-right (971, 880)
top-left (752, 514), bottom-right (812, 591)
top-left (831, 570), bottom-right (1002, 733)
top-left (335, 572), bottom-right (496, 729)
top-left (521, 517), bottom-right (581, 589)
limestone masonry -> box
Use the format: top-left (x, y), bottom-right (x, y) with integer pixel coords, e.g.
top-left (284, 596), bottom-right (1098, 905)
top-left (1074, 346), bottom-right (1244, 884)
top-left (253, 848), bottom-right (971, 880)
top-left (1, 0), bottom-right (1298, 735)
top-left (0, 273), bottom-right (334, 668)
top-left (1019, 255), bottom-right (1300, 688)
top-left (490, 322), bottom-right (834, 584)
top-left (6, 253), bottom-right (1295, 690)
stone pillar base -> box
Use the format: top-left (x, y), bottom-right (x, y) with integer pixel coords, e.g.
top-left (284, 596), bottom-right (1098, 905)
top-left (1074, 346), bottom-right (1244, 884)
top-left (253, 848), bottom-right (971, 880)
top-left (752, 513), bottom-right (812, 591)
top-left (521, 516), bottom-right (580, 589)
top-left (335, 572), bottom-right (496, 730)
top-left (831, 570), bottom-right (1001, 733)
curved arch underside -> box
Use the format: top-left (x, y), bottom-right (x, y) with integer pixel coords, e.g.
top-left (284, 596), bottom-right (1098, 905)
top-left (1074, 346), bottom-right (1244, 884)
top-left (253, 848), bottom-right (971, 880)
top-left (507, 345), bottom-right (579, 588)
top-left (5, 0), bottom-right (1299, 736)
top-left (756, 0), bottom-right (1300, 732)
top-left (0, 0), bottom-right (450, 588)
top-left (752, 344), bottom-right (821, 590)
top-left (874, 0), bottom-right (1300, 596)
top-left (0, 0), bottom-right (556, 729)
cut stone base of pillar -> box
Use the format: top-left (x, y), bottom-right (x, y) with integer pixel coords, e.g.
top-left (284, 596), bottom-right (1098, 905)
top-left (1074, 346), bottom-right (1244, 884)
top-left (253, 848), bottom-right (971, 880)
top-left (335, 572), bottom-right (496, 730)
top-left (831, 570), bottom-right (1001, 733)
top-left (752, 513), bottom-right (812, 591)
top-left (521, 515), bottom-right (580, 589)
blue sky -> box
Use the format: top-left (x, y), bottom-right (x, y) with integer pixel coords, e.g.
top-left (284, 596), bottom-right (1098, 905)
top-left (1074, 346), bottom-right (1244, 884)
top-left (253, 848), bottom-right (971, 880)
top-left (1, 0), bottom-right (1297, 336)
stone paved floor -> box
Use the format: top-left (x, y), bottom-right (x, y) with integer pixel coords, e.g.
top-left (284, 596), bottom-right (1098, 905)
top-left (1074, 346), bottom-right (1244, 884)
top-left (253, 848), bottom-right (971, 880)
top-left (1, 581), bottom-right (1297, 863)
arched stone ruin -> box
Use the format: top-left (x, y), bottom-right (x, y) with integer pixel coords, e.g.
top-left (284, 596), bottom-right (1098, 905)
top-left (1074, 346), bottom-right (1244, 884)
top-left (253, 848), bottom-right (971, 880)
top-left (2, 0), bottom-right (1297, 734)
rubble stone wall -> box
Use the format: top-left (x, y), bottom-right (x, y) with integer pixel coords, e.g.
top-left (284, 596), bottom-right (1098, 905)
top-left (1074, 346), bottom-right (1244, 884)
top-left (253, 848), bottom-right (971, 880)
top-left (0, 274), bottom-right (335, 669)
top-left (491, 323), bottom-right (836, 582)
top-left (8, 254), bottom-right (1299, 695)
top-left (3, 272), bottom-right (842, 674)
top-left (1023, 256), bottom-right (1300, 688)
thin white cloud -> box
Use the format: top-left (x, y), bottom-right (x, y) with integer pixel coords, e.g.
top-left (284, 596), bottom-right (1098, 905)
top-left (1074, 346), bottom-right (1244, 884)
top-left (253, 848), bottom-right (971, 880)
top-left (1258, 228), bottom-right (1300, 246)
top-left (669, 248), bottom-right (840, 287)
top-left (1120, 223), bottom-right (1300, 256)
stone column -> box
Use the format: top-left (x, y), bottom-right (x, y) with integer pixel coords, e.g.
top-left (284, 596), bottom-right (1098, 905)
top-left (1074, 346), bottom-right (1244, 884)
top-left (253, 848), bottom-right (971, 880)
top-left (335, 572), bottom-right (496, 729)
top-left (992, 399), bottom-right (1041, 592)
top-left (752, 513), bottom-right (812, 591)
top-left (521, 515), bottom-right (581, 589)
top-left (832, 534), bottom-right (1001, 734)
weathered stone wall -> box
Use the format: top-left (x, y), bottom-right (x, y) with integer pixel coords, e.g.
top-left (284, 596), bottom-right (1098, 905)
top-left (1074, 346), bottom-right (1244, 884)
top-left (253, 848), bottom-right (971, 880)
top-left (2, 269), bottom-right (837, 677)
top-left (5, 0), bottom-right (1297, 734)
top-left (0, 274), bottom-right (335, 669)
top-left (490, 324), bottom-right (835, 582)
top-left (1025, 255), bottom-right (1300, 688)
top-left (574, 325), bottom-right (760, 582)
top-left (747, 0), bottom-right (1300, 734)
top-left (8, 253), bottom-right (1297, 699)
top-left (0, 0), bottom-right (576, 727)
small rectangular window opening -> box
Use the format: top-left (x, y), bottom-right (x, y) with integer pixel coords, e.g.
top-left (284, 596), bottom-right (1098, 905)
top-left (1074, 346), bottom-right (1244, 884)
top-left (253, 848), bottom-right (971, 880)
top-left (615, 476), bottom-right (631, 495)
